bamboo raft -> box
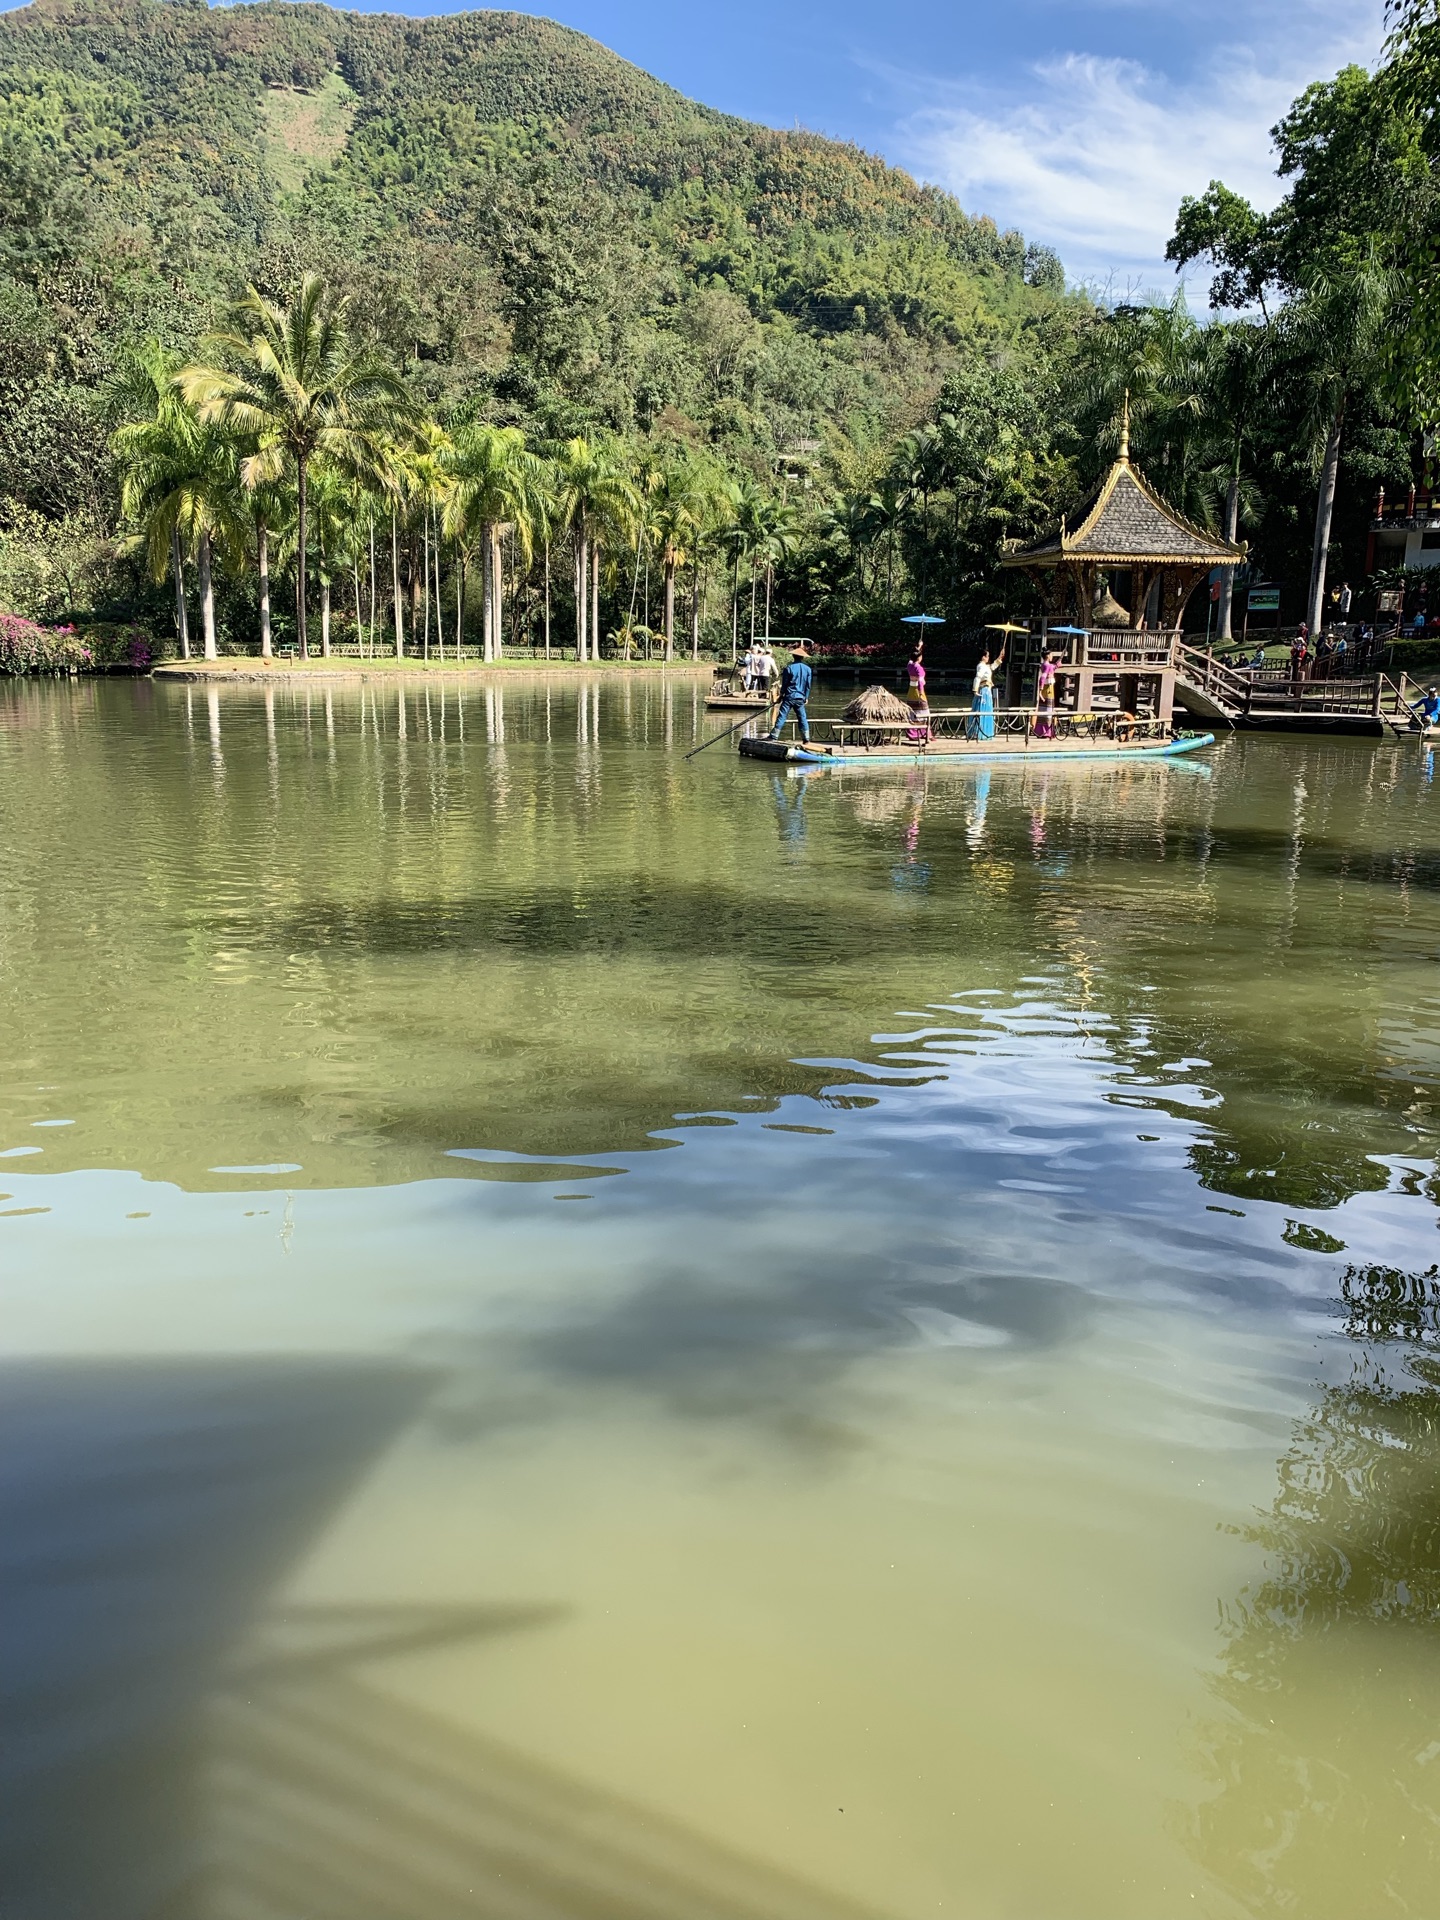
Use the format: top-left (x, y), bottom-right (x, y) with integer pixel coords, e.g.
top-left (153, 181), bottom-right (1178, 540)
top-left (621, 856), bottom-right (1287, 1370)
top-left (739, 709), bottom-right (1216, 766)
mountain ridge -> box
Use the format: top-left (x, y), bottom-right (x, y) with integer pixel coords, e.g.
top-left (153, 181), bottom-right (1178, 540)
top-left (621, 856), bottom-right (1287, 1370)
top-left (0, 0), bottom-right (1075, 556)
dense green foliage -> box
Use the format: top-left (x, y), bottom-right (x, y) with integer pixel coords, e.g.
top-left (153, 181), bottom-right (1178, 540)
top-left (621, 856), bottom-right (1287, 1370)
top-left (0, 0), bottom-right (1434, 657)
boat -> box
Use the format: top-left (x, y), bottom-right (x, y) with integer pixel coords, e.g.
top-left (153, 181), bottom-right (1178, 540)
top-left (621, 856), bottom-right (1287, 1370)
top-left (707, 686), bottom-right (772, 711)
top-left (739, 712), bottom-right (1216, 766)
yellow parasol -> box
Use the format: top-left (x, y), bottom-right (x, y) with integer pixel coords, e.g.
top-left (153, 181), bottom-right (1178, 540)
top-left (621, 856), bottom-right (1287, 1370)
top-left (984, 621), bottom-right (1028, 634)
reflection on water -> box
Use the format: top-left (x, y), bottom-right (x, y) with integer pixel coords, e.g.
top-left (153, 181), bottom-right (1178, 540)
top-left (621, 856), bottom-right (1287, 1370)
top-left (2, 679), bottom-right (1440, 1916)
top-left (1192, 1266), bottom-right (1440, 1917)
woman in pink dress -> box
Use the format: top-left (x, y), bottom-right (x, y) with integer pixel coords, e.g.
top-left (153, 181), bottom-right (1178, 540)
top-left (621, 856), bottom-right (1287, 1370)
top-left (905, 640), bottom-right (930, 739)
top-left (1034, 650), bottom-right (1060, 738)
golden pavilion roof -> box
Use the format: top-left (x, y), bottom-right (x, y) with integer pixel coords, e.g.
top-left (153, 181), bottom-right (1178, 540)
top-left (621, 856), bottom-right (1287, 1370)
top-left (1002, 410), bottom-right (1244, 571)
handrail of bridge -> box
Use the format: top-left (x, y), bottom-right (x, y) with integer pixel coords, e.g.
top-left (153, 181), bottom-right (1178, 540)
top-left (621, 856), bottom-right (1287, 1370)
top-left (1175, 642), bottom-right (1252, 710)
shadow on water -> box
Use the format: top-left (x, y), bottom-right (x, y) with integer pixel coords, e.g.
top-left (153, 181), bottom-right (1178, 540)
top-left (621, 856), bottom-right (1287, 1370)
top-left (0, 1360), bottom-right (886, 1920)
top-left (204, 1660), bottom-right (884, 1920)
top-left (0, 1360), bottom-right (433, 1919)
top-left (1188, 1265), bottom-right (1440, 1915)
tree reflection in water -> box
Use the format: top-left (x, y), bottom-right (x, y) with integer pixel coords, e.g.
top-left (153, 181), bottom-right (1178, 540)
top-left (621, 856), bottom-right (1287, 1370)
top-left (1190, 1265), bottom-right (1440, 1916)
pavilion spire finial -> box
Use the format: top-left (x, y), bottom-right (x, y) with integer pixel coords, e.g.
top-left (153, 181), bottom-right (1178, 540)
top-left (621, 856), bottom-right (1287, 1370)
top-left (1119, 390), bottom-right (1131, 462)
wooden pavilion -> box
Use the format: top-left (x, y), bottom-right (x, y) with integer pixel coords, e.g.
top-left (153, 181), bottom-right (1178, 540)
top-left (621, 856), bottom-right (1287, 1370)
top-left (1000, 400), bottom-right (1243, 634)
top-left (989, 399), bottom-right (1245, 724)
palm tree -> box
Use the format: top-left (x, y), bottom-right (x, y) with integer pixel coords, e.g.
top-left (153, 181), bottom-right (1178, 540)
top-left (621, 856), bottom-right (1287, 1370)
top-left (1072, 293), bottom-right (1209, 500)
top-left (752, 493), bottom-right (804, 638)
top-left (306, 458), bottom-right (364, 659)
top-left (720, 474), bottom-right (767, 652)
top-left (107, 343), bottom-right (196, 658)
top-left (182, 275), bottom-right (413, 659)
top-left (817, 494), bottom-right (875, 597)
top-left (1197, 321), bottom-right (1268, 640)
top-left (113, 370), bottom-right (246, 662)
top-left (551, 438), bottom-right (636, 661)
top-left (443, 425), bottom-right (546, 661)
top-left (647, 459), bottom-right (706, 660)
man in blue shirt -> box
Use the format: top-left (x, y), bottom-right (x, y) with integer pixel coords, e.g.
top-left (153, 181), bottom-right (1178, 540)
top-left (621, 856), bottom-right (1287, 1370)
top-left (767, 642), bottom-right (813, 742)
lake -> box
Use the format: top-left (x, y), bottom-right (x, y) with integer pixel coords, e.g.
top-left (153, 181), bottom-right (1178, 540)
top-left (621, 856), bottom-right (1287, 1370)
top-left (2, 674), bottom-right (1438, 1920)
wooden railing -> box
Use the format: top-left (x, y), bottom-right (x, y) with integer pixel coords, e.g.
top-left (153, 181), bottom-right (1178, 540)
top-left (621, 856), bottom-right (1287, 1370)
top-left (1174, 647), bottom-right (1415, 722)
top-left (819, 710), bottom-right (1175, 748)
top-left (1175, 643), bottom-right (1252, 711)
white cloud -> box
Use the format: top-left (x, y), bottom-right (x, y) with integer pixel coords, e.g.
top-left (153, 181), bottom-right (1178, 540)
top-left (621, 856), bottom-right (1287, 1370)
top-left (892, 8), bottom-right (1383, 298)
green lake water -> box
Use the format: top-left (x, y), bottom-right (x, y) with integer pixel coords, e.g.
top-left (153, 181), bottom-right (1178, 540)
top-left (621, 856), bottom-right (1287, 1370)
top-left (2, 675), bottom-right (1438, 1920)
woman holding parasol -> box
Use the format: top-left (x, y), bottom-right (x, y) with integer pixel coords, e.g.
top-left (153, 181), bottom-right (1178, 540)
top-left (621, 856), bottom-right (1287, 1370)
top-left (968, 622), bottom-right (1024, 741)
top-left (900, 613), bottom-right (941, 740)
top-left (1036, 626), bottom-right (1085, 739)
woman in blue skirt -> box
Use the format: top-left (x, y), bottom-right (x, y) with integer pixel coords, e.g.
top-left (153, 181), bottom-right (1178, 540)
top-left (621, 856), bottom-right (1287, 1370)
top-left (967, 642), bottom-right (1005, 740)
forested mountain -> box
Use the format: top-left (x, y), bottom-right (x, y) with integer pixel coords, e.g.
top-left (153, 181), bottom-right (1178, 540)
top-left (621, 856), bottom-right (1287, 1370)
top-left (0, 0), bottom-right (1428, 661)
top-left (0, 0), bottom-right (1066, 511)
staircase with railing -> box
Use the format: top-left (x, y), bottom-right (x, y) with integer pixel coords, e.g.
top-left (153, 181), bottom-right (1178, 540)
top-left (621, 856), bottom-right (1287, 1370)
top-left (1173, 642), bottom-right (1413, 727)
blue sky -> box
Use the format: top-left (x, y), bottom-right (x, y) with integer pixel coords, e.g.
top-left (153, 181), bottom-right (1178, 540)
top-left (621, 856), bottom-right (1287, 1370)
top-left (325, 0), bottom-right (1384, 294)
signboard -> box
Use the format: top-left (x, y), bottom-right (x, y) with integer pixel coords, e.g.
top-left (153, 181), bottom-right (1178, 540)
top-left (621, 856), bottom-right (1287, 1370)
top-left (1377, 589), bottom-right (1403, 613)
top-left (1247, 587), bottom-right (1281, 612)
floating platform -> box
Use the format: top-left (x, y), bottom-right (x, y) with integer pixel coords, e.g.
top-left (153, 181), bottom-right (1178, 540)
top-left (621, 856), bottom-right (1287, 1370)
top-left (706, 691), bottom-right (771, 710)
top-left (739, 731), bottom-right (1216, 767)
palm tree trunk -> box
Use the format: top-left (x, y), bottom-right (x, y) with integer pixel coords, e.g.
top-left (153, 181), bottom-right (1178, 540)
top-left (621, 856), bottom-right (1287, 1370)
top-left (591, 544), bottom-right (600, 660)
top-left (170, 525), bottom-right (190, 661)
top-left (1307, 400), bottom-right (1345, 634)
top-left (422, 510), bottom-right (431, 661)
top-left (435, 523), bottom-right (445, 660)
top-left (257, 518), bottom-right (272, 660)
top-left (663, 555), bottom-right (676, 661)
top-left (457, 555), bottom-right (466, 661)
top-left (320, 576), bottom-right (331, 658)
top-left (574, 532), bottom-right (586, 661)
top-left (296, 457), bottom-right (309, 660)
top-left (491, 523), bottom-right (505, 660)
top-left (352, 567), bottom-right (363, 660)
top-left (764, 565), bottom-right (772, 640)
top-left (544, 541), bottom-right (551, 660)
top-left (198, 529), bottom-right (218, 661)
top-left (391, 511), bottom-right (404, 657)
top-left (691, 553), bottom-right (701, 660)
top-left (368, 516), bottom-right (376, 659)
top-left (1218, 464), bottom-right (1239, 642)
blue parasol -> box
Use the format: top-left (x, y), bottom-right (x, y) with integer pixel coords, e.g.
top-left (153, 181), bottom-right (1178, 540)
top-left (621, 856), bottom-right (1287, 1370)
top-left (900, 613), bottom-right (946, 624)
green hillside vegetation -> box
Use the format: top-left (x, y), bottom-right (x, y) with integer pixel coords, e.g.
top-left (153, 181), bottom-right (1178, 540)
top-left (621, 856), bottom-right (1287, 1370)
top-left (0, 0), bottom-right (1432, 663)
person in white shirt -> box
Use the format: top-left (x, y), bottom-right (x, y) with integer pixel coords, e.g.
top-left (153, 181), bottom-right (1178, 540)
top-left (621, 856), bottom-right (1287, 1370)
top-left (966, 643), bottom-right (1005, 741)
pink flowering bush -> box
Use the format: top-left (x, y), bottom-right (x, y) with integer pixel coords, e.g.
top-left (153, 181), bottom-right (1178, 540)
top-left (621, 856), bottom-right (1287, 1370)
top-left (77, 624), bottom-right (157, 672)
top-left (0, 612), bottom-right (93, 676)
top-left (0, 614), bottom-right (156, 676)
